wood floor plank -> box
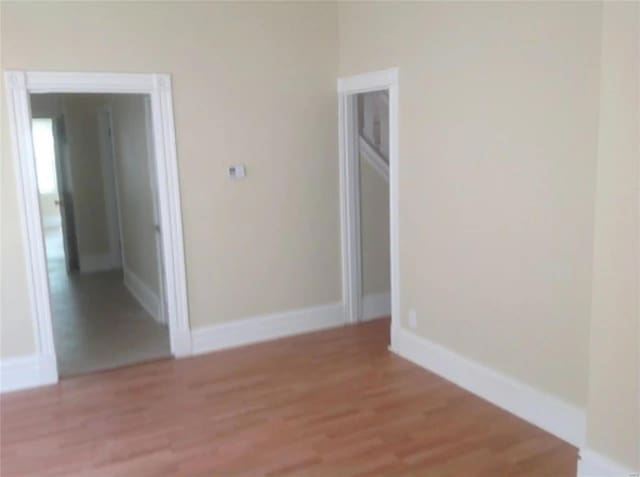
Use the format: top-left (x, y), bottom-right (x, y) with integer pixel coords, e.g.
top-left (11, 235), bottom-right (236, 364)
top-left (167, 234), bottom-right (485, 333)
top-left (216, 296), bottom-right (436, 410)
top-left (0, 318), bottom-right (576, 476)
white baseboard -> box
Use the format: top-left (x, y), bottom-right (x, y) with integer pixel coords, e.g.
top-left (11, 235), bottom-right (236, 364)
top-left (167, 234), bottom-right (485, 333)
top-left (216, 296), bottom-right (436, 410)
top-left (391, 326), bottom-right (586, 447)
top-left (578, 448), bottom-right (638, 477)
top-left (192, 302), bottom-right (345, 355)
top-left (80, 252), bottom-right (118, 274)
top-left (124, 268), bottom-right (163, 323)
top-left (362, 291), bottom-right (391, 321)
top-left (0, 353), bottom-right (57, 393)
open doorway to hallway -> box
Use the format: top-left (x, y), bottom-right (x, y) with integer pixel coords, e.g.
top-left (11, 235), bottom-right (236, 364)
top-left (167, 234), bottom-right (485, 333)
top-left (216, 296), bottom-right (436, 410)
top-left (31, 93), bottom-right (171, 377)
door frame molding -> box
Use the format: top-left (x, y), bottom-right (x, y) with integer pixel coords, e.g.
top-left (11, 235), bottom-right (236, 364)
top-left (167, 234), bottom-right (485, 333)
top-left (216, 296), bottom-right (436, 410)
top-left (337, 68), bottom-right (400, 341)
top-left (4, 71), bottom-right (192, 385)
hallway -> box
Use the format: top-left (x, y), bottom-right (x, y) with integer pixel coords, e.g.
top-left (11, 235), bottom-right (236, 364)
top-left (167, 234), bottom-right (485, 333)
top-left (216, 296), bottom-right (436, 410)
top-left (45, 227), bottom-right (170, 377)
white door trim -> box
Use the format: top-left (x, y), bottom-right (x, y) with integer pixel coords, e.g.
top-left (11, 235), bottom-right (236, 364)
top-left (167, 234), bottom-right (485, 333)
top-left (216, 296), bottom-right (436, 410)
top-left (4, 71), bottom-right (192, 388)
top-left (143, 96), bottom-right (168, 325)
top-left (337, 68), bottom-right (399, 337)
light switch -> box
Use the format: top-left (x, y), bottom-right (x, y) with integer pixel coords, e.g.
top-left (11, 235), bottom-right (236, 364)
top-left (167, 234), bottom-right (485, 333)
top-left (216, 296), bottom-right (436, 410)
top-left (228, 164), bottom-right (246, 179)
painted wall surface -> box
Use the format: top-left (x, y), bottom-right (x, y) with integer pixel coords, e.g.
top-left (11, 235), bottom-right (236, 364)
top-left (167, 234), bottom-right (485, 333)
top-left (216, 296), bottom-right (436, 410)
top-left (0, 1), bottom-right (341, 355)
top-left (359, 91), bottom-right (391, 299)
top-left (61, 95), bottom-right (111, 261)
top-left (339, 2), bottom-right (602, 406)
top-left (30, 96), bottom-right (62, 229)
top-left (110, 94), bottom-right (160, 295)
top-left (360, 157), bottom-right (390, 297)
top-left (1, 88), bottom-right (36, 358)
top-left (584, 2), bottom-right (640, 470)
top-left (4, 12), bottom-right (637, 469)
top-left (31, 94), bottom-right (112, 261)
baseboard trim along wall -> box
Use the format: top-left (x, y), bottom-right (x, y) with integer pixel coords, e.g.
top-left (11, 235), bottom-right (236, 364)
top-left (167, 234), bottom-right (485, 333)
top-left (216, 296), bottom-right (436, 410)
top-left (362, 291), bottom-right (391, 321)
top-left (0, 353), bottom-right (57, 393)
top-left (124, 268), bottom-right (163, 323)
top-left (391, 326), bottom-right (586, 447)
top-left (191, 302), bottom-right (345, 355)
top-left (577, 448), bottom-right (638, 477)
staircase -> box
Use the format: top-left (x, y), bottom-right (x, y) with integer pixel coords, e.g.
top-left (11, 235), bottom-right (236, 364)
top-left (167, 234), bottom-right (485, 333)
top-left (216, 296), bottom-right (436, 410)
top-left (358, 91), bottom-right (389, 182)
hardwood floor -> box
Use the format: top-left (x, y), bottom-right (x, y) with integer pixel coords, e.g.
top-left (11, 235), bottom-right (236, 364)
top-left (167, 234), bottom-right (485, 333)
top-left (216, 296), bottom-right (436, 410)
top-left (0, 318), bottom-right (576, 476)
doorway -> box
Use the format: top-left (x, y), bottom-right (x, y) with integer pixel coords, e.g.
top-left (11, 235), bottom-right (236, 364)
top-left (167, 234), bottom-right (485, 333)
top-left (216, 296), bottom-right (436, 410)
top-left (338, 68), bottom-right (400, 343)
top-left (5, 71), bottom-right (190, 386)
top-left (30, 93), bottom-right (171, 377)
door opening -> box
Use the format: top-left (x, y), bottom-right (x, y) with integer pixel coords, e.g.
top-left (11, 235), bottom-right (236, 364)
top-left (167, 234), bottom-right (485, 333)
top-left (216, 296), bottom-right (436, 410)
top-left (5, 71), bottom-right (190, 387)
top-left (338, 68), bottom-right (400, 346)
top-left (30, 93), bottom-right (170, 378)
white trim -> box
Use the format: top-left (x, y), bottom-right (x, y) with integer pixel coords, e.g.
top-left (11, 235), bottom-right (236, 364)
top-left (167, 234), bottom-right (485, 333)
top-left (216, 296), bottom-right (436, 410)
top-left (0, 354), bottom-right (57, 393)
top-left (338, 68), bottom-right (399, 95)
top-left (362, 291), bottom-right (391, 321)
top-left (392, 326), bottom-right (586, 447)
top-left (359, 136), bottom-right (389, 182)
top-left (4, 71), bottom-right (192, 389)
top-left (149, 75), bottom-right (191, 356)
top-left (192, 302), bottom-right (344, 355)
top-left (4, 71), bottom-right (59, 381)
top-left (25, 72), bottom-right (155, 94)
top-left (577, 448), bottom-right (638, 477)
top-left (124, 268), bottom-right (163, 324)
top-left (143, 96), bottom-right (167, 325)
top-left (338, 67), bottom-right (399, 333)
top-left (79, 252), bottom-right (116, 273)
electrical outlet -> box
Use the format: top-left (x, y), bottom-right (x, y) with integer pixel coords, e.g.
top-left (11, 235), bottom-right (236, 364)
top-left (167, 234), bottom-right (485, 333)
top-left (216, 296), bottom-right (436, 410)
top-left (408, 309), bottom-right (417, 329)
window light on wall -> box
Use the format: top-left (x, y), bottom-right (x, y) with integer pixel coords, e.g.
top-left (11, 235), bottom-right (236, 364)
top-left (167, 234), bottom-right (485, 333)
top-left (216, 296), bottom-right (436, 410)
top-left (32, 118), bottom-right (58, 195)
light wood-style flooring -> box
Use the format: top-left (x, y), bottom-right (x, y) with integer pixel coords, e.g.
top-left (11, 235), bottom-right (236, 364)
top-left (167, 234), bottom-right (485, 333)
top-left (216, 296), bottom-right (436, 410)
top-left (0, 318), bottom-right (576, 476)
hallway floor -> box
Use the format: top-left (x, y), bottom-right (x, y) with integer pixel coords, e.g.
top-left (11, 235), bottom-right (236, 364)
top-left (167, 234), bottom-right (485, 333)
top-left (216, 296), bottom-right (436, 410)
top-left (45, 227), bottom-right (170, 377)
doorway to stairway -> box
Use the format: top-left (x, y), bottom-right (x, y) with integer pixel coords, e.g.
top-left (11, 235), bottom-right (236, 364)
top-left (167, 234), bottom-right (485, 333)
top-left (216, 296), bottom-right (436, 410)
top-left (337, 68), bottom-right (399, 342)
top-left (357, 91), bottom-right (391, 321)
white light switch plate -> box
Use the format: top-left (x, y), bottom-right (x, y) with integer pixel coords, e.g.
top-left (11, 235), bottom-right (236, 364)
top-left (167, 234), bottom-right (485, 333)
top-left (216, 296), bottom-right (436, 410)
top-left (228, 164), bottom-right (246, 179)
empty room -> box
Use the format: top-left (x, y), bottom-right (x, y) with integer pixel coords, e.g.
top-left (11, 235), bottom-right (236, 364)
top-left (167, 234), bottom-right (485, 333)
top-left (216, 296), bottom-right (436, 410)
top-left (0, 2), bottom-right (638, 477)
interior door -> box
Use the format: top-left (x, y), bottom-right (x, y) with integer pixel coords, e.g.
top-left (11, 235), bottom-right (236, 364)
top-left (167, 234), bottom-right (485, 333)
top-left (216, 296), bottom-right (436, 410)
top-left (53, 115), bottom-right (79, 272)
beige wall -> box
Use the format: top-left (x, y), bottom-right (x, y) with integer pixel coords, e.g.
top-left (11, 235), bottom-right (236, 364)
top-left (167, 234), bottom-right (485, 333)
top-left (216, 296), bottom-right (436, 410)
top-left (0, 1), bottom-right (341, 355)
top-left (360, 158), bottom-right (390, 297)
top-left (31, 93), bottom-right (112, 262)
top-left (585, 2), bottom-right (639, 470)
top-left (359, 91), bottom-right (391, 298)
top-left (30, 95), bottom-right (62, 229)
top-left (339, 2), bottom-right (602, 406)
top-left (110, 94), bottom-right (160, 295)
top-left (61, 95), bottom-right (111, 260)
top-left (4, 11), bottom-right (637, 469)
top-left (1, 96), bottom-right (36, 358)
